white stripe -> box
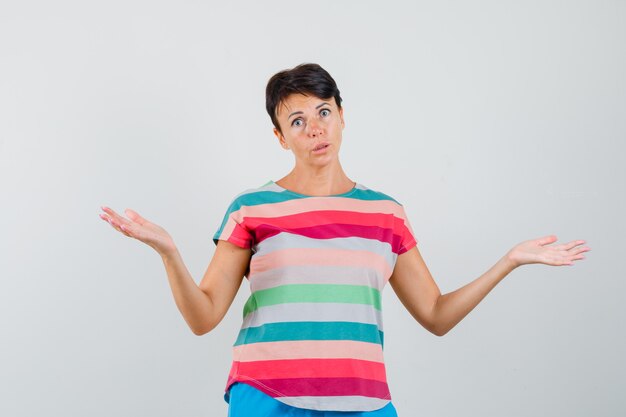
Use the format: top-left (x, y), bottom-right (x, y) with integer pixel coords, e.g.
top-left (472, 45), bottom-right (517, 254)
top-left (276, 395), bottom-right (391, 412)
top-left (249, 264), bottom-right (385, 291)
top-left (256, 233), bottom-right (397, 268)
top-left (241, 302), bottom-right (384, 331)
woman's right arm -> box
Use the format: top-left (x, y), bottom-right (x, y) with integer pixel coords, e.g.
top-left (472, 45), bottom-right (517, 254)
top-left (100, 206), bottom-right (251, 336)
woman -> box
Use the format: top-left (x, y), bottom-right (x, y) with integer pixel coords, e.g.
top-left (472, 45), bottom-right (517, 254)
top-left (99, 63), bottom-right (590, 416)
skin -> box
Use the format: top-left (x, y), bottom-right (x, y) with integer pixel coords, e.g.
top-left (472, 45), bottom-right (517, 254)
top-left (99, 93), bottom-right (591, 336)
top-left (271, 93), bottom-right (354, 196)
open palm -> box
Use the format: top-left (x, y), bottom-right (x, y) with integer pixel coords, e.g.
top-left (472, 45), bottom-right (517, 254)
top-left (99, 206), bottom-right (177, 256)
top-left (507, 235), bottom-right (590, 268)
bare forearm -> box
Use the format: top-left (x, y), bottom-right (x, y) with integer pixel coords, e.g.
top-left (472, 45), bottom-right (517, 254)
top-left (431, 254), bottom-right (517, 336)
top-left (161, 249), bottom-right (214, 335)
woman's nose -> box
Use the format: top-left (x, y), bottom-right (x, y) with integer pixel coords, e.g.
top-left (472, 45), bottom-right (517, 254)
top-left (307, 118), bottom-right (323, 137)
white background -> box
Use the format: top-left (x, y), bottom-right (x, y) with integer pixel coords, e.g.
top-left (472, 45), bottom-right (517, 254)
top-left (1, 1), bottom-right (624, 416)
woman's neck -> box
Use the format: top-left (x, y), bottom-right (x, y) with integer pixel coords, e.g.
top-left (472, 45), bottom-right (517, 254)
top-left (275, 166), bottom-right (354, 197)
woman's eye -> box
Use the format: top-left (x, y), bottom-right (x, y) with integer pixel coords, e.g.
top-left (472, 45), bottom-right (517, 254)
top-left (292, 119), bottom-right (303, 127)
top-left (320, 109), bottom-right (330, 117)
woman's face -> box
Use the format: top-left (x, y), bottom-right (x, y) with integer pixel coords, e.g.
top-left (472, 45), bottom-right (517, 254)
top-left (273, 93), bottom-right (345, 168)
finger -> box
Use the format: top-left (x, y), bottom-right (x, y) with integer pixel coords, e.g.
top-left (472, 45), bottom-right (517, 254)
top-left (101, 206), bottom-right (125, 223)
top-left (101, 213), bottom-right (123, 234)
top-left (101, 211), bottom-right (132, 236)
top-left (109, 216), bottom-right (126, 230)
top-left (99, 213), bottom-right (114, 226)
top-left (103, 214), bottom-right (122, 231)
top-left (99, 212), bottom-right (118, 227)
top-left (561, 252), bottom-right (586, 265)
top-left (570, 246), bottom-right (591, 256)
top-left (562, 240), bottom-right (586, 251)
top-left (111, 218), bottom-right (134, 238)
top-left (551, 240), bottom-right (581, 252)
top-left (101, 206), bottom-right (134, 229)
top-left (558, 243), bottom-right (590, 257)
top-left (124, 208), bottom-right (147, 226)
top-left (119, 223), bottom-right (134, 236)
top-left (536, 235), bottom-right (558, 246)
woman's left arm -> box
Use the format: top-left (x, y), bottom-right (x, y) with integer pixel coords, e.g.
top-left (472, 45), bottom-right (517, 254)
top-left (388, 235), bottom-right (590, 336)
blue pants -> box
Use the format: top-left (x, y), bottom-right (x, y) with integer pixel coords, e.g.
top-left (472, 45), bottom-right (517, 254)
top-left (227, 382), bottom-right (399, 417)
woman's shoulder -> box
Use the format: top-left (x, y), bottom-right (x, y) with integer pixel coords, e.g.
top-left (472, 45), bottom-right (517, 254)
top-left (230, 180), bottom-right (276, 198)
top-left (222, 180), bottom-right (285, 209)
top-left (356, 183), bottom-right (404, 205)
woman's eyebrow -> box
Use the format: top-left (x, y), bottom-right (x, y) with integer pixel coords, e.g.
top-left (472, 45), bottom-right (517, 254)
top-left (288, 102), bottom-right (331, 120)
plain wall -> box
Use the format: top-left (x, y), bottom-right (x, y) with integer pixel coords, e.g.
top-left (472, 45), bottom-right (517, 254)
top-left (1, 1), bottom-right (624, 416)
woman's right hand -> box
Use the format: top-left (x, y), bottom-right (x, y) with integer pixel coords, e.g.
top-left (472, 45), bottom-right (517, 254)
top-left (99, 206), bottom-right (177, 257)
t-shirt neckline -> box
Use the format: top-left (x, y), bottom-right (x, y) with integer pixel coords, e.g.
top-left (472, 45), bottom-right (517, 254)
top-left (270, 180), bottom-right (359, 198)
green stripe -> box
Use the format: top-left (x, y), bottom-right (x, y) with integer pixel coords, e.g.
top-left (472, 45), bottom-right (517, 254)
top-left (234, 321), bottom-right (384, 346)
top-left (243, 284), bottom-right (381, 317)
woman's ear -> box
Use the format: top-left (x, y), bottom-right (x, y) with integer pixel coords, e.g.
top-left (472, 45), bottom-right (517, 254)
top-left (339, 107), bottom-right (345, 129)
top-left (273, 127), bottom-right (289, 150)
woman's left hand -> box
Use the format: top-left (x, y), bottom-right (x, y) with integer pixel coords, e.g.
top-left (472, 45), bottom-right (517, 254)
top-left (506, 235), bottom-right (590, 269)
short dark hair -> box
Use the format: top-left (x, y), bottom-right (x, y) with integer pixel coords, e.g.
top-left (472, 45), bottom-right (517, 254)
top-left (265, 63), bottom-right (343, 135)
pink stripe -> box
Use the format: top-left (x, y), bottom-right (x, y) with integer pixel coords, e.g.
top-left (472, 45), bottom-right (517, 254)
top-left (234, 198), bottom-right (411, 222)
top-left (232, 358), bottom-right (387, 382)
top-left (223, 199), bottom-right (415, 245)
top-left (256, 223), bottom-right (408, 251)
top-left (245, 211), bottom-right (413, 252)
top-left (220, 213), bottom-right (410, 250)
top-left (246, 210), bottom-right (393, 229)
top-left (250, 247), bottom-right (392, 277)
top-left (254, 224), bottom-right (402, 250)
top-left (232, 340), bottom-right (384, 363)
top-left (218, 215), bottom-right (237, 243)
top-left (229, 377), bottom-right (391, 399)
top-left (221, 199), bottom-right (416, 251)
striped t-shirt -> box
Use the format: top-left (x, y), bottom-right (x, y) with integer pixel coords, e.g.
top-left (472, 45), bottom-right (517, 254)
top-left (212, 180), bottom-right (418, 412)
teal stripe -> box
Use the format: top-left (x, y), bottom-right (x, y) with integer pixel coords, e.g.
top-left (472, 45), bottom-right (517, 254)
top-left (243, 284), bottom-right (382, 317)
top-left (234, 321), bottom-right (384, 346)
top-left (236, 188), bottom-right (399, 208)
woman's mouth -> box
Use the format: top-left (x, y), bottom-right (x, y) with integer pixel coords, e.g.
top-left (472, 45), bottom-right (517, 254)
top-left (313, 143), bottom-right (330, 153)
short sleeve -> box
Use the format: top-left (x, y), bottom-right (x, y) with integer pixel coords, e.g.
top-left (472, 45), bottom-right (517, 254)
top-left (212, 196), bottom-right (253, 249)
top-left (396, 204), bottom-right (418, 255)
